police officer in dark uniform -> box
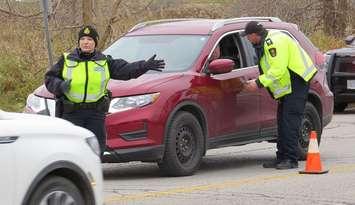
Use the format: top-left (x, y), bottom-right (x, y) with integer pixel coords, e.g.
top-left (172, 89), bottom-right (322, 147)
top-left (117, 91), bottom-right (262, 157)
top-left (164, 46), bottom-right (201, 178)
top-left (45, 25), bottom-right (165, 155)
top-left (242, 21), bottom-right (317, 169)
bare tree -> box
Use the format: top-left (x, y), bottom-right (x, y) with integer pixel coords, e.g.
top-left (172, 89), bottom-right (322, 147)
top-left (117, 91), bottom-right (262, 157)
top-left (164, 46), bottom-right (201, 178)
top-left (6, 0), bottom-right (13, 14)
top-left (323, 0), bottom-right (336, 35)
top-left (82, 0), bottom-right (94, 25)
top-left (334, 0), bottom-right (348, 37)
top-left (99, 0), bottom-right (123, 50)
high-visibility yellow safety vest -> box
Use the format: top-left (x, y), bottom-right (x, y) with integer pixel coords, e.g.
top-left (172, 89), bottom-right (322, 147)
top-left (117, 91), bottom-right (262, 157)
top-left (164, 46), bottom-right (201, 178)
top-left (62, 53), bottom-right (110, 103)
top-left (258, 31), bottom-right (317, 99)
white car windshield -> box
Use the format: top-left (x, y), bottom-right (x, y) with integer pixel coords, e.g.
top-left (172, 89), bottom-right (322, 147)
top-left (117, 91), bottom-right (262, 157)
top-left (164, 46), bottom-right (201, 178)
top-left (104, 35), bottom-right (209, 72)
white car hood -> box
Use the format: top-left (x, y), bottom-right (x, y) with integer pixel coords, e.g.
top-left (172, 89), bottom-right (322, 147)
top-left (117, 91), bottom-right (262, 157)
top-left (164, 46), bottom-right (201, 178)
top-left (0, 110), bottom-right (93, 138)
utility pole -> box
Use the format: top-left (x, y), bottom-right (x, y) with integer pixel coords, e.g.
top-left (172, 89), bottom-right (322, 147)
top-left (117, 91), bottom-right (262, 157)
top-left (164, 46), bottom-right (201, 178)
top-left (41, 0), bottom-right (54, 67)
top-left (41, 0), bottom-right (53, 116)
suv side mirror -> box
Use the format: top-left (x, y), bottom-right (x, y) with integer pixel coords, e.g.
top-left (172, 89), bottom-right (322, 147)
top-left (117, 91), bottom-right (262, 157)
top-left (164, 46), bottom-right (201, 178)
top-left (208, 59), bottom-right (234, 74)
top-left (344, 35), bottom-right (355, 46)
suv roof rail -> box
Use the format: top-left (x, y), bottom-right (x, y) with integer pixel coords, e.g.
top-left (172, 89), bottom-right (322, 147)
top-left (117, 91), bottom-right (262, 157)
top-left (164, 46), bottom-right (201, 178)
top-left (232, 16), bottom-right (282, 22)
top-left (128, 18), bottom-right (207, 32)
top-left (211, 16), bottom-right (282, 32)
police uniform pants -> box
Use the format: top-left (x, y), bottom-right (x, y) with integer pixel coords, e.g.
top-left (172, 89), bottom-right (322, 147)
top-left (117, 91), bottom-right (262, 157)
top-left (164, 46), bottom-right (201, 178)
top-left (276, 73), bottom-right (309, 162)
top-left (62, 109), bottom-right (106, 154)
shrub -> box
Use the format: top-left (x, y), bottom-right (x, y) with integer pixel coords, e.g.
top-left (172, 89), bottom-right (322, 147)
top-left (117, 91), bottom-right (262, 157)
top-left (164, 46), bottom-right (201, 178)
top-left (309, 31), bottom-right (345, 52)
top-left (0, 53), bottom-right (45, 111)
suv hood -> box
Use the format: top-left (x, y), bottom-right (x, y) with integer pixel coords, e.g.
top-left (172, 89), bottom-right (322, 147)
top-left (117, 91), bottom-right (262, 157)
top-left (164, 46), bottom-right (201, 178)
top-left (0, 110), bottom-right (93, 138)
top-left (108, 73), bottom-right (183, 97)
top-left (327, 47), bottom-right (355, 57)
top-left (34, 73), bottom-right (183, 98)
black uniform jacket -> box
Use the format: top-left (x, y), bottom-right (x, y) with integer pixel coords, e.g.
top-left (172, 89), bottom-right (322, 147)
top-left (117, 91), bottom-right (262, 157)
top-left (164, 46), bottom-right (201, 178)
top-left (45, 48), bottom-right (148, 97)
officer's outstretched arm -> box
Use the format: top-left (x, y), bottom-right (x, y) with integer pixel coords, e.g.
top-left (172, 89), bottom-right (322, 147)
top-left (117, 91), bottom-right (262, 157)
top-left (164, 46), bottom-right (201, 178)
top-left (107, 55), bottom-right (165, 80)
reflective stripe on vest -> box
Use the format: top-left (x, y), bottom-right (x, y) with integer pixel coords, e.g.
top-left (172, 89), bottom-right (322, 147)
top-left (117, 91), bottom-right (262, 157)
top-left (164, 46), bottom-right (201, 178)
top-left (268, 31), bottom-right (317, 82)
top-left (259, 31), bottom-right (317, 99)
top-left (62, 53), bottom-right (110, 103)
top-left (295, 42), bottom-right (317, 80)
top-left (261, 54), bottom-right (291, 99)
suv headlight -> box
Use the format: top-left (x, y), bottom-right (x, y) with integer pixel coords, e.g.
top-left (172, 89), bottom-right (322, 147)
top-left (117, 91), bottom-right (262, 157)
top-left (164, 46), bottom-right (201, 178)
top-left (26, 94), bottom-right (55, 116)
top-left (86, 137), bottom-right (101, 156)
top-left (109, 93), bottom-right (160, 113)
top-left (26, 94), bottom-right (46, 113)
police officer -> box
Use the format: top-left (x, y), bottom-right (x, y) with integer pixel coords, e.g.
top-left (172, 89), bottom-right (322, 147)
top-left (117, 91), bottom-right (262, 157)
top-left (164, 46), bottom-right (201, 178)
top-left (45, 25), bottom-right (165, 155)
top-left (242, 21), bottom-right (317, 169)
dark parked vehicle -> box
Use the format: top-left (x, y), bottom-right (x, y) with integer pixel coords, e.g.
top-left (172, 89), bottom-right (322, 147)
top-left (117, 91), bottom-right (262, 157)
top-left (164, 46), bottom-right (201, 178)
top-left (26, 17), bottom-right (334, 176)
top-left (325, 35), bottom-right (355, 112)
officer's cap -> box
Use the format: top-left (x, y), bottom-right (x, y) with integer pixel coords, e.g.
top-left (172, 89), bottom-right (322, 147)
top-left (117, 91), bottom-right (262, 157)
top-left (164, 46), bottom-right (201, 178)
top-left (241, 21), bottom-right (264, 37)
top-left (78, 25), bottom-right (99, 47)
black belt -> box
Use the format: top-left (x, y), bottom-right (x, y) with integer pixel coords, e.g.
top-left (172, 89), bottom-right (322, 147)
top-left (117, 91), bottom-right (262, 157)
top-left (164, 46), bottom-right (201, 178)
top-left (60, 95), bottom-right (110, 113)
top-left (73, 101), bottom-right (100, 109)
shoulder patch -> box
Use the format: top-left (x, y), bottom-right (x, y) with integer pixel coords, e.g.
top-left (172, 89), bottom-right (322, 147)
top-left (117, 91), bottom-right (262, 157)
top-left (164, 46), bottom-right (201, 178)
top-left (268, 48), bottom-right (277, 57)
top-left (265, 38), bottom-right (273, 46)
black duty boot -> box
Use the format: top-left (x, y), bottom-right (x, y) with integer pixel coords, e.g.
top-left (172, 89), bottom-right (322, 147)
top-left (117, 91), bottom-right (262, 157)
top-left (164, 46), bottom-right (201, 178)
top-left (275, 159), bottom-right (298, 170)
top-left (262, 160), bottom-right (280, 168)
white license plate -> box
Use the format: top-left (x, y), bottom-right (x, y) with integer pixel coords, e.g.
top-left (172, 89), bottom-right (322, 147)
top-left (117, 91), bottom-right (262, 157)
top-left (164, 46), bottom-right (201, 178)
top-left (347, 80), bottom-right (355, 89)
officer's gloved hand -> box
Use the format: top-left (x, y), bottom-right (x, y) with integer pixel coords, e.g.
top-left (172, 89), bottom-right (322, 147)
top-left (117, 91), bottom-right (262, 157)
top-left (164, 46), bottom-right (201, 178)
top-left (144, 55), bottom-right (165, 72)
top-left (60, 79), bottom-right (71, 94)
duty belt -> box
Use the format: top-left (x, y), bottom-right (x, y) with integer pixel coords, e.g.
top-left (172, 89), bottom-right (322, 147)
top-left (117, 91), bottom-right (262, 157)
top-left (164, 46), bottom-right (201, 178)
top-left (73, 101), bottom-right (100, 109)
top-left (60, 95), bottom-right (110, 113)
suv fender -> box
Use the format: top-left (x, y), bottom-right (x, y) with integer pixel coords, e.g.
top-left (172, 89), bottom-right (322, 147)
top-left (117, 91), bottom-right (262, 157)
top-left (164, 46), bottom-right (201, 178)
top-left (22, 161), bottom-right (95, 205)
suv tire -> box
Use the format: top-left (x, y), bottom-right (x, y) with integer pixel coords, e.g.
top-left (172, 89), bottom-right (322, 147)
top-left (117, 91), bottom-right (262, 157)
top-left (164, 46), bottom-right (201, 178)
top-left (298, 102), bottom-right (322, 160)
top-left (158, 111), bottom-right (204, 176)
top-left (28, 176), bottom-right (84, 205)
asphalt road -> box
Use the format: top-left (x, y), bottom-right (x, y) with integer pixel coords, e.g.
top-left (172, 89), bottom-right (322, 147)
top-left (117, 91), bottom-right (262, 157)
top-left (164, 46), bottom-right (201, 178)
top-left (102, 107), bottom-right (355, 205)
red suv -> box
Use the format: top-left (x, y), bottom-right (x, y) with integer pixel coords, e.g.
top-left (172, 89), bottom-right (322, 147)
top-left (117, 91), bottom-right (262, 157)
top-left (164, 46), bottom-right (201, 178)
top-left (26, 17), bottom-right (333, 176)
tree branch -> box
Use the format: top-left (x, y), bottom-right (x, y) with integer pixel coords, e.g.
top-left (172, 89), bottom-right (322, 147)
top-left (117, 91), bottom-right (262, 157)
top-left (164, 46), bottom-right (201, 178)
top-left (0, 7), bottom-right (42, 18)
top-left (128, 0), bottom-right (154, 15)
top-left (6, 0), bottom-right (13, 13)
top-left (99, 0), bottom-right (124, 50)
top-left (49, 0), bottom-right (63, 19)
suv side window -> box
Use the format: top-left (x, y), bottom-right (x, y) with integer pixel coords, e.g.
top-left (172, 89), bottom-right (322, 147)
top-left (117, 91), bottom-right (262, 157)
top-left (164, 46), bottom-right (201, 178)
top-left (213, 33), bottom-right (242, 70)
top-left (212, 31), bottom-right (268, 69)
top-left (239, 36), bottom-right (258, 67)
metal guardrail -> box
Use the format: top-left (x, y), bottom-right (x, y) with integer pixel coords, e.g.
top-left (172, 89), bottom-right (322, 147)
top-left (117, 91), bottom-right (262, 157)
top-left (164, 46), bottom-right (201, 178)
top-left (128, 17), bottom-right (282, 33)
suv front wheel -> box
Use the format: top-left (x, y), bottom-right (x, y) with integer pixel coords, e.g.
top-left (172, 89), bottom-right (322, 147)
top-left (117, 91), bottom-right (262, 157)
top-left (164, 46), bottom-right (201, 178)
top-left (158, 111), bottom-right (204, 176)
top-left (28, 176), bottom-right (85, 205)
top-left (298, 102), bottom-right (322, 160)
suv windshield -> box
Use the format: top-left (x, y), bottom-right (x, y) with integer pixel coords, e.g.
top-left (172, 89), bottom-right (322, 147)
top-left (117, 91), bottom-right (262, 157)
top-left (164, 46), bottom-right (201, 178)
top-left (104, 35), bottom-right (209, 72)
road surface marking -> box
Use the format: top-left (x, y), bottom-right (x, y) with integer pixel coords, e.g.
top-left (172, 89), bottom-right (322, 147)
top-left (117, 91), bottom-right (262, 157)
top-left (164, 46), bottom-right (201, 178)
top-left (105, 164), bottom-right (355, 204)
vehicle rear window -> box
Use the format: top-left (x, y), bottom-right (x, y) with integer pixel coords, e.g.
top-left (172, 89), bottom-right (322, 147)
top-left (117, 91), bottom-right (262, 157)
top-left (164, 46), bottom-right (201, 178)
top-left (104, 35), bottom-right (209, 72)
top-left (335, 56), bottom-right (355, 73)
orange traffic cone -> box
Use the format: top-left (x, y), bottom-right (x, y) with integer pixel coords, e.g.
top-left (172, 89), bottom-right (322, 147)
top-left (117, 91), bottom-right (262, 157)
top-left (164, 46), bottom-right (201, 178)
top-left (299, 131), bottom-right (328, 174)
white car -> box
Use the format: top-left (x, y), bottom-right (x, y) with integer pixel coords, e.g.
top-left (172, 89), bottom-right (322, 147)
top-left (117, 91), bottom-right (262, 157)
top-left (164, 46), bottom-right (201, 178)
top-left (0, 110), bottom-right (103, 205)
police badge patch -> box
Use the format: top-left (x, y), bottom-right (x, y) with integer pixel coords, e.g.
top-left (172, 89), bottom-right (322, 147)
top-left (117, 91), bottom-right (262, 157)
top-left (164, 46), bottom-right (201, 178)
top-left (265, 38), bottom-right (273, 46)
top-left (269, 48), bottom-right (277, 57)
top-left (94, 66), bottom-right (105, 72)
top-left (84, 27), bottom-right (90, 34)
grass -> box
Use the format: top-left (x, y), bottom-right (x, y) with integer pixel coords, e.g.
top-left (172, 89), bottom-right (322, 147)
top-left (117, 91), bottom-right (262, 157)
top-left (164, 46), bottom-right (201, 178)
top-left (309, 31), bottom-right (345, 52)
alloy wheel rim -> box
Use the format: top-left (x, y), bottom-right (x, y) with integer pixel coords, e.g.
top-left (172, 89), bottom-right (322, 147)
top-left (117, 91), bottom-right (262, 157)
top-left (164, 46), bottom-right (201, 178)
top-left (39, 191), bottom-right (76, 205)
top-left (176, 126), bottom-right (196, 164)
top-left (299, 116), bottom-right (313, 148)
